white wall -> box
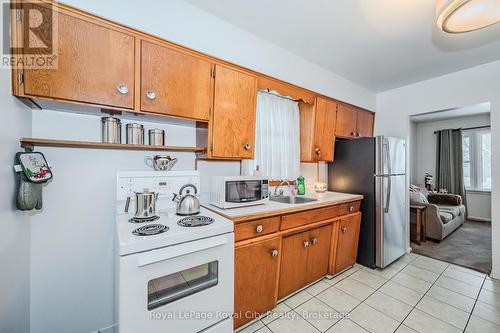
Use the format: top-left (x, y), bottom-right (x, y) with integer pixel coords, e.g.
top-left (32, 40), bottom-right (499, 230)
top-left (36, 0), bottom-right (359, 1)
top-left (409, 121), bottom-right (418, 184)
top-left (376, 59), bottom-right (500, 278)
top-left (412, 114), bottom-right (491, 221)
top-left (24, 1), bottom-right (376, 332)
top-left (0, 66), bottom-right (32, 332)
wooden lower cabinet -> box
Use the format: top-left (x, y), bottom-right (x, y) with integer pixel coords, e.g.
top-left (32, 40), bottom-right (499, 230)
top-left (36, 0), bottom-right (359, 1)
top-left (278, 231), bottom-right (309, 299)
top-left (234, 202), bottom-right (363, 329)
top-left (234, 237), bottom-right (281, 328)
top-left (333, 213), bottom-right (362, 274)
top-left (306, 224), bottom-right (332, 283)
top-left (278, 225), bottom-right (332, 299)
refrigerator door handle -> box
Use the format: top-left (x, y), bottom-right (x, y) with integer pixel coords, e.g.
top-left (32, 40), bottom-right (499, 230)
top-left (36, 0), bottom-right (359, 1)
top-left (384, 139), bottom-right (392, 175)
top-left (384, 176), bottom-right (391, 213)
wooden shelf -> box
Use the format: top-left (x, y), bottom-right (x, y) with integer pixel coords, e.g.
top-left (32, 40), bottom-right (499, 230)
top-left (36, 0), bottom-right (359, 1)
top-left (20, 137), bottom-right (206, 153)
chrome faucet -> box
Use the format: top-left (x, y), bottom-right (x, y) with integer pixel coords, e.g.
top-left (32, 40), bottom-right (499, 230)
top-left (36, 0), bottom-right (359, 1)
top-left (273, 180), bottom-right (291, 196)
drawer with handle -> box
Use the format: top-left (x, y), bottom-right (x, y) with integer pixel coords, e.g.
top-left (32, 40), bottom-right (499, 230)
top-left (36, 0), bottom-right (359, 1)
top-left (280, 205), bottom-right (339, 231)
top-left (234, 217), bottom-right (280, 242)
top-left (338, 201), bottom-right (361, 216)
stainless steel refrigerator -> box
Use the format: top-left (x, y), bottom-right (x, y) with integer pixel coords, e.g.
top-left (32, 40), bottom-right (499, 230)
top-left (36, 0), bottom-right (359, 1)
top-left (328, 136), bottom-right (406, 268)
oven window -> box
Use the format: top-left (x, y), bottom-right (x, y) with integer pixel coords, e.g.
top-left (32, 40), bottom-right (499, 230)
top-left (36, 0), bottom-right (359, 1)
top-left (147, 261), bottom-right (218, 310)
top-left (226, 181), bottom-right (261, 203)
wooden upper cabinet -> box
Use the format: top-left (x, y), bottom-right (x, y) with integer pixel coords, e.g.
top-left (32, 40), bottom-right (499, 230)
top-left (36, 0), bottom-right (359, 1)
top-left (356, 109), bottom-right (375, 138)
top-left (335, 103), bottom-right (358, 138)
top-left (306, 224), bottom-right (332, 284)
top-left (300, 97), bottom-right (337, 162)
top-left (314, 98), bottom-right (337, 161)
top-left (140, 41), bottom-right (213, 120)
top-left (211, 65), bottom-right (257, 159)
top-left (23, 12), bottom-right (135, 109)
top-left (336, 103), bottom-right (375, 139)
top-left (235, 237), bottom-right (281, 328)
top-left (334, 213), bottom-right (361, 274)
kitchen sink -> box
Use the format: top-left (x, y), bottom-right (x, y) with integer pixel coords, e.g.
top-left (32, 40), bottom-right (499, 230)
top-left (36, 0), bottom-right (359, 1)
top-left (269, 195), bottom-right (318, 204)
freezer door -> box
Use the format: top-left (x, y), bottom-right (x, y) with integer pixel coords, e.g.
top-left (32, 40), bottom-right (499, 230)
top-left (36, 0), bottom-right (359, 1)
top-left (376, 136), bottom-right (406, 176)
top-left (376, 174), bottom-right (406, 268)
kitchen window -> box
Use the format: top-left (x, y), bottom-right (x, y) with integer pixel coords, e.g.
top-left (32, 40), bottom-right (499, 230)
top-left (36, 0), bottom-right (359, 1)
top-left (242, 90), bottom-right (300, 180)
top-left (462, 128), bottom-right (491, 191)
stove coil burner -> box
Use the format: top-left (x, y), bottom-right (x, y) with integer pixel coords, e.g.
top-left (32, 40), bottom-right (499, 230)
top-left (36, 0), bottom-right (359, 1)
top-left (128, 215), bottom-right (160, 224)
top-left (132, 224), bottom-right (169, 236)
top-left (177, 216), bottom-right (215, 227)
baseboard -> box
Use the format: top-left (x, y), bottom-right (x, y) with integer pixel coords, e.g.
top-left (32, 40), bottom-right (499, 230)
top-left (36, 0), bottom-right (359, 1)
top-left (468, 217), bottom-right (491, 223)
top-left (490, 270), bottom-right (500, 280)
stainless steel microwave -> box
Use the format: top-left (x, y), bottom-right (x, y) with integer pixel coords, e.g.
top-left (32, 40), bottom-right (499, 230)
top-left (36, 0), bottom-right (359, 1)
top-left (209, 176), bottom-right (269, 209)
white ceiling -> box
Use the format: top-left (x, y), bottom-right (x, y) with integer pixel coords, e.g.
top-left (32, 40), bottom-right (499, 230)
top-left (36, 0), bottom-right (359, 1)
top-left (186, 0), bottom-right (500, 92)
top-left (411, 102), bottom-right (491, 122)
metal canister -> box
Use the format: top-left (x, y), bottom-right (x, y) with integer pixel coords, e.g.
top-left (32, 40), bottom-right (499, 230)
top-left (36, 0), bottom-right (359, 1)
top-left (126, 123), bottom-right (144, 145)
top-left (148, 129), bottom-right (165, 146)
top-left (101, 117), bottom-right (121, 143)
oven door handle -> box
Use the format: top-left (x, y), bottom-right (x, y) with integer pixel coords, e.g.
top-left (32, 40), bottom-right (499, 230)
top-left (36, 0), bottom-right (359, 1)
top-left (137, 237), bottom-right (228, 267)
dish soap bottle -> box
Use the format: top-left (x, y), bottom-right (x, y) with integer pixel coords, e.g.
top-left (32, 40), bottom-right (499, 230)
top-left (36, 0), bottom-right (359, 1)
top-left (297, 176), bottom-right (305, 195)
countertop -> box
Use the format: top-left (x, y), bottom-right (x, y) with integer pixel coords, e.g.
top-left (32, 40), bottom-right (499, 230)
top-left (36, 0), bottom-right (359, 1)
top-left (202, 191), bottom-right (363, 223)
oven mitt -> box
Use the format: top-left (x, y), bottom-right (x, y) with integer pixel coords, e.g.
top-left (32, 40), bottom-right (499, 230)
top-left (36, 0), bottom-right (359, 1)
top-left (17, 178), bottom-right (43, 211)
top-left (15, 151), bottom-right (52, 211)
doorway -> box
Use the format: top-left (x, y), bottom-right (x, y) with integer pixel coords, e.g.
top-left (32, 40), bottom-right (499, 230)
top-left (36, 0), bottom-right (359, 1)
top-left (408, 103), bottom-right (492, 274)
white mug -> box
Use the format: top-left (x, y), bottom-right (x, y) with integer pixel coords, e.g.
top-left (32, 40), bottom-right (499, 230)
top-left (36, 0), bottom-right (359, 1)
top-left (314, 182), bottom-right (327, 193)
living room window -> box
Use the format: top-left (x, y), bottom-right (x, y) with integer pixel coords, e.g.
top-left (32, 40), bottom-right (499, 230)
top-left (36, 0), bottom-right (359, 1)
top-left (462, 128), bottom-right (491, 191)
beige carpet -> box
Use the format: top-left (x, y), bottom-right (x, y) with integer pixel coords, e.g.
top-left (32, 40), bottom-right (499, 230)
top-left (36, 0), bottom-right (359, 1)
top-left (411, 220), bottom-right (492, 274)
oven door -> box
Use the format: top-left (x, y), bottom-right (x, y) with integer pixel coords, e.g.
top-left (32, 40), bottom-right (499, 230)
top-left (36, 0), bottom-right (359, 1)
top-left (118, 233), bottom-right (234, 333)
top-left (225, 180), bottom-right (262, 203)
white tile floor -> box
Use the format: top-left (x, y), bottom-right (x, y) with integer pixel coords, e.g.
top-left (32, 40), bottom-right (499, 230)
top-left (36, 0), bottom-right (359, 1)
top-left (235, 253), bottom-right (500, 333)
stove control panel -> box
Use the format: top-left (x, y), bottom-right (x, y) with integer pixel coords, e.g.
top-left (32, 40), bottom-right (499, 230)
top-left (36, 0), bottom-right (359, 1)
top-left (116, 171), bottom-right (200, 213)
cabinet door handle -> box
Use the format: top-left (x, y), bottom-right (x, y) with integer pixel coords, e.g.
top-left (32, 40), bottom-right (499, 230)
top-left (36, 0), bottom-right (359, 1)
top-left (255, 225), bottom-right (263, 233)
top-left (351, 131), bottom-right (356, 137)
top-left (349, 205), bottom-right (354, 212)
top-left (243, 143), bottom-right (251, 150)
top-left (341, 226), bottom-right (348, 234)
top-left (271, 249), bottom-right (278, 257)
top-left (146, 90), bottom-right (156, 100)
top-left (315, 148), bottom-right (321, 156)
top-left (303, 241), bottom-right (309, 248)
top-left (117, 84), bottom-right (129, 95)
top-left (311, 238), bottom-right (318, 245)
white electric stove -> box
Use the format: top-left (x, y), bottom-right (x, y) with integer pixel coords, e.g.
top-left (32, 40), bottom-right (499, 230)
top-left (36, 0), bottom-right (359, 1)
top-left (115, 171), bottom-right (234, 333)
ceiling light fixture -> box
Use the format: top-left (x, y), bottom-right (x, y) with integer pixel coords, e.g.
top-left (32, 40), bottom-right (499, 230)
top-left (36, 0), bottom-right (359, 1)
top-left (436, 0), bottom-right (500, 33)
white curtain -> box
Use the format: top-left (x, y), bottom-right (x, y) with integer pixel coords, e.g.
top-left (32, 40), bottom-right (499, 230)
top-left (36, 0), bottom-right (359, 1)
top-left (242, 90), bottom-right (300, 180)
